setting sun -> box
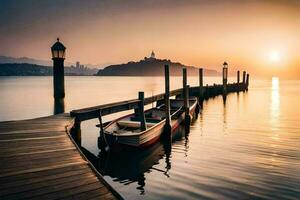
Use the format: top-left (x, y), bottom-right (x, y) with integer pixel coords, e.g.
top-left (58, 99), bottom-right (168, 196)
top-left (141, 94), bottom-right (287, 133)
top-left (269, 51), bottom-right (281, 62)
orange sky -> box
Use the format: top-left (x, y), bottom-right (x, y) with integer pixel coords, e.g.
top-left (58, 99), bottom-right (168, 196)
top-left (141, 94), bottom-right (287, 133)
top-left (0, 0), bottom-right (299, 78)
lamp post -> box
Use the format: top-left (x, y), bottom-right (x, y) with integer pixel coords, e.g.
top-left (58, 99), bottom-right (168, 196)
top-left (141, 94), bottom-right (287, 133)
top-left (51, 38), bottom-right (66, 99)
top-left (222, 62), bottom-right (228, 95)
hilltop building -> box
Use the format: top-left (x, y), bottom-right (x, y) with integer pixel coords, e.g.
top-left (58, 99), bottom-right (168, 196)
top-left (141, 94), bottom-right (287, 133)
top-left (150, 50), bottom-right (155, 59)
top-left (144, 51), bottom-right (156, 61)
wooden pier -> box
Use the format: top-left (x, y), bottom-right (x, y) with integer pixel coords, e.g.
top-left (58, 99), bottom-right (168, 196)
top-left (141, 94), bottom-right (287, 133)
top-left (0, 114), bottom-right (122, 200)
top-left (70, 67), bottom-right (249, 124)
top-left (70, 83), bottom-right (247, 122)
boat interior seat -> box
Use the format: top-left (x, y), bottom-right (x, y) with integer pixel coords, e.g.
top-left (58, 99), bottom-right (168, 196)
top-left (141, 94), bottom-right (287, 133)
top-left (117, 120), bottom-right (156, 128)
top-left (156, 107), bottom-right (182, 111)
top-left (130, 116), bottom-right (162, 123)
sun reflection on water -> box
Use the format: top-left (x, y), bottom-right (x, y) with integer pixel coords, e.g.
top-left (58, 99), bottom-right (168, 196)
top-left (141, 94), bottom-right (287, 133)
top-left (270, 77), bottom-right (280, 128)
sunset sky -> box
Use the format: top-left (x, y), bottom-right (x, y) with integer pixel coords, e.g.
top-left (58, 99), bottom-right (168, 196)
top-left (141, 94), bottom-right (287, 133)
top-left (0, 0), bottom-right (299, 78)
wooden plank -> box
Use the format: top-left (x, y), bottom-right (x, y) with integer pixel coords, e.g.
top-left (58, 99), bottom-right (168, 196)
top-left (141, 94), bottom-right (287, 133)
top-left (0, 161), bottom-right (87, 178)
top-left (0, 147), bottom-right (76, 158)
top-left (0, 166), bottom-right (91, 190)
top-left (60, 187), bottom-right (111, 200)
top-left (29, 182), bottom-right (105, 200)
top-left (0, 131), bottom-right (66, 140)
top-left (0, 137), bottom-right (73, 149)
top-left (0, 171), bottom-right (94, 196)
top-left (0, 135), bottom-right (66, 142)
top-left (71, 100), bottom-right (140, 121)
top-left (1, 175), bottom-right (99, 200)
top-left (0, 148), bottom-right (79, 165)
top-left (0, 150), bottom-right (82, 167)
top-left (0, 127), bottom-right (67, 134)
top-left (0, 143), bottom-right (76, 156)
top-left (0, 163), bottom-right (89, 183)
top-left (0, 155), bottom-right (84, 174)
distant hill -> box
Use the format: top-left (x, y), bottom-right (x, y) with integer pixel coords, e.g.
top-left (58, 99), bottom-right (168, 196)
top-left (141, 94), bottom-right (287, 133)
top-left (97, 58), bottom-right (219, 76)
top-left (0, 55), bottom-right (57, 66)
top-left (0, 55), bottom-right (105, 69)
top-left (0, 63), bottom-right (98, 76)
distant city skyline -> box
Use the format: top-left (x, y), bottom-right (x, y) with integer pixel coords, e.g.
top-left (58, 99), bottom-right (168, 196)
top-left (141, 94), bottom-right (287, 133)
top-left (1, 0), bottom-right (300, 78)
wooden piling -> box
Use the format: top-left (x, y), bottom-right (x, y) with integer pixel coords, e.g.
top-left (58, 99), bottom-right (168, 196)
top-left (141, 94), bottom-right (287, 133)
top-left (185, 85), bottom-right (190, 115)
top-left (164, 65), bottom-right (171, 132)
top-left (138, 91), bottom-right (147, 131)
top-left (97, 110), bottom-right (106, 150)
top-left (199, 68), bottom-right (203, 100)
top-left (242, 71), bottom-right (246, 84)
top-left (71, 120), bottom-right (81, 146)
top-left (242, 71), bottom-right (247, 91)
top-left (222, 66), bottom-right (228, 95)
top-left (183, 68), bottom-right (189, 110)
top-left (246, 74), bottom-right (250, 90)
top-left (237, 70), bottom-right (240, 83)
top-left (184, 84), bottom-right (190, 114)
top-left (185, 85), bottom-right (191, 132)
top-left (183, 68), bottom-right (191, 128)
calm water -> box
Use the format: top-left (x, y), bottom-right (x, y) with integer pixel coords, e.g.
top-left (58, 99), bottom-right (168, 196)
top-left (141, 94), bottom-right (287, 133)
top-left (0, 76), bottom-right (299, 200)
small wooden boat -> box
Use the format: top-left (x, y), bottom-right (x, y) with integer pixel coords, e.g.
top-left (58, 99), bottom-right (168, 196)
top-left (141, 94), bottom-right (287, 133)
top-left (101, 97), bottom-right (197, 148)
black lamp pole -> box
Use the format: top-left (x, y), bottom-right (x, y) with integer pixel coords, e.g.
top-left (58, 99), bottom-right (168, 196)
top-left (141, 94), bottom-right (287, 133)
top-left (51, 38), bottom-right (66, 99)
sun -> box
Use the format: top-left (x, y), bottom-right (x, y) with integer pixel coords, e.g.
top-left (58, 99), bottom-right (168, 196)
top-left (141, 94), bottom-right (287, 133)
top-left (269, 51), bottom-right (281, 62)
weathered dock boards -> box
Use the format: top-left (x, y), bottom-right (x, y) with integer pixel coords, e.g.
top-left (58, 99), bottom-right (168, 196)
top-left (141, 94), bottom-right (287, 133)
top-left (0, 114), bottom-right (121, 200)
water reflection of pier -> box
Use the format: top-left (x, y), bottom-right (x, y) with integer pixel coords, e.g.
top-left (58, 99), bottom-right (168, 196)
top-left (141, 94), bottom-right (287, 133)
top-left (82, 125), bottom-right (187, 194)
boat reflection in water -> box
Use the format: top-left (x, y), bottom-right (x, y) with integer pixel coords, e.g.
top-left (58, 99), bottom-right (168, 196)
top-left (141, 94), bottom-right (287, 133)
top-left (81, 125), bottom-right (188, 194)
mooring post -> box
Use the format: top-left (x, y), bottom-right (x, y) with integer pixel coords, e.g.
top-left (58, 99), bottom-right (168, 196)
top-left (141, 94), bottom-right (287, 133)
top-left (72, 120), bottom-right (81, 146)
top-left (164, 65), bottom-right (171, 133)
top-left (51, 38), bottom-right (66, 99)
top-left (246, 74), bottom-right (250, 90)
top-left (97, 110), bottom-right (104, 149)
top-left (242, 71), bottom-right (246, 91)
top-left (138, 91), bottom-right (147, 131)
top-left (236, 70), bottom-right (240, 92)
top-left (222, 62), bottom-right (228, 95)
top-left (183, 68), bottom-right (188, 107)
top-left (183, 68), bottom-right (191, 127)
top-left (199, 68), bottom-right (203, 100)
top-left (185, 85), bottom-right (191, 132)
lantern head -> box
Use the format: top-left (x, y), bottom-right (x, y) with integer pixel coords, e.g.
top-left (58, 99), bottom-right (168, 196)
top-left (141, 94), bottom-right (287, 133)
top-left (51, 38), bottom-right (66, 59)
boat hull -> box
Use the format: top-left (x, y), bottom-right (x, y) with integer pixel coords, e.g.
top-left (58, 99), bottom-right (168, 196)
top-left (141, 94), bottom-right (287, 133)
top-left (103, 98), bottom-right (198, 149)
